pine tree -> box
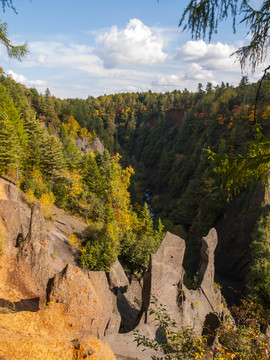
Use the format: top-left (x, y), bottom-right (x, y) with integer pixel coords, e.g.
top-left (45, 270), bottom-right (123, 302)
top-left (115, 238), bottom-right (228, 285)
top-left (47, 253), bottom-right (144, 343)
top-left (0, 111), bottom-right (20, 175)
top-left (23, 114), bottom-right (47, 170)
top-left (40, 135), bottom-right (66, 178)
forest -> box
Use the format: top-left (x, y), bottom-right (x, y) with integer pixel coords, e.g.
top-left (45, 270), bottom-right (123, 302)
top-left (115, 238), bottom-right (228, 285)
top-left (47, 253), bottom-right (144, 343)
top-left (0, 70), bottom-right (270, 357)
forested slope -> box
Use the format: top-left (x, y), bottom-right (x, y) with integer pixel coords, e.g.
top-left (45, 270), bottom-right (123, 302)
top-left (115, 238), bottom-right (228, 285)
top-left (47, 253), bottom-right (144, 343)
top-left (1, 73), bottom-right (270, 305)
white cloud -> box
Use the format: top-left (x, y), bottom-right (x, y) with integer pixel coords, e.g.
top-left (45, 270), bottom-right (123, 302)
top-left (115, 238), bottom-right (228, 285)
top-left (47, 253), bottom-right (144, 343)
top-left (94, 18), bottom-right (167, 68)
top-left (7, 70), bottom-right (47, 88)
top-left (152, 74), bottom-right (184, 86)
top-left (184, 63), bottom-right (214, 81)
top-left (177, 40), bottom-right (209, 61)
top-left (176, 40), bottom-right (240, 72)
top-left (29, 79), bottom-right (47, 86)
top-left (28, 41), bottom-right (106, 77)
top-left (37, 54), bottom-right (47, 65)
top-left (7, 70), bottom-right (27, 83)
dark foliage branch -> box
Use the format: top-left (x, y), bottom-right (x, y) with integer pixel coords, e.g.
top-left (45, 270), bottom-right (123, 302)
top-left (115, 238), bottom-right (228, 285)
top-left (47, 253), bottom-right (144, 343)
top-left (179, 0), bottom-right (269, 72)
top-left (179, 0), bottom-right (243, 41)
top-left (1, 0), bottom-right (17, 13)
top-left (0, 0), bottom-right (29, 60)
top-left (0, 21), bottom-right (28, 60)
top-left (234, 1), bottom-right (270, 72)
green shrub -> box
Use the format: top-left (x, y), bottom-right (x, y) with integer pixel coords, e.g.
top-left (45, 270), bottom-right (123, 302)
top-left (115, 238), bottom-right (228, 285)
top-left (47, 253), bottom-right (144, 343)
top-left (79, 223), bottom-right (119, 272)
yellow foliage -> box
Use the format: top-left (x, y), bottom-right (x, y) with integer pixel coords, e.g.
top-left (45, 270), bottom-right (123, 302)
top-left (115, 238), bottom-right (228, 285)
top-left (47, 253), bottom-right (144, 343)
top-left (25, 189), bottom-right (38, 206)
top-left (39, 192), bottom-right (55, 219)
top-left (218, 114), bottom-right (224, 125)
top-left (249, 106), bottom-right (255, 122)
top-left (31, 167), bottom-right (47, 192)
top-left (108, 158), bottom-right (135, 232)
top-left (261, 105), bottom-right (270, 120)
top-left (79, 127), bottom-right (88, 138)
top-left (65, 171), bottom-right (83, 201)
top-left (68, 233), bottom-right (81, 248)
top-left (66, 115), bottom-right (80, 137)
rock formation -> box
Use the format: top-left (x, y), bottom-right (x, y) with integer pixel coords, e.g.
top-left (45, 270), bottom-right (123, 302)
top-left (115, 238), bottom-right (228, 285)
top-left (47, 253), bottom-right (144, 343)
top-left (47, 264), bottom-right (114, 338)
top-left (0, 177), bottom-right (227, 359)
top-left (105, 230), bottom-right (227, 360)
top-left (0, 177), bottom-right (117, 359)
top-left (75, 136), bottom-right (105, 154)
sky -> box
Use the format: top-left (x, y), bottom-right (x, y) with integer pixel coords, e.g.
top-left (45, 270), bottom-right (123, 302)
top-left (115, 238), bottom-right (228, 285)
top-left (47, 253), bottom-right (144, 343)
top-left (0, 0), bottom-right (267, 99)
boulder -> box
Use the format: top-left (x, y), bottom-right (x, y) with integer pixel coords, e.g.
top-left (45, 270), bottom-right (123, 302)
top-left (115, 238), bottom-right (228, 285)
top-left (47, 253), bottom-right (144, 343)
top-left (108, 260), bottom-right (129, 292)
top-left (47, 264), bottom-right (114, 338)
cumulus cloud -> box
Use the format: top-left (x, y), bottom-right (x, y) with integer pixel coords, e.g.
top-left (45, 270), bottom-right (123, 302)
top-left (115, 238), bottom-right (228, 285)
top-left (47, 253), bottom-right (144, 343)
top-left (94, 18), bottom-right (167, 68)
top-left (7, 70), bottom-right (47, 87)
top-left (176, 40), bottom-right (239, 72)
top-left (7, 70), bottom-right (27, 83)
top-left (152, 74), bottom-right (184, 86)
top-left (184, 63), bottom-right (214, 81)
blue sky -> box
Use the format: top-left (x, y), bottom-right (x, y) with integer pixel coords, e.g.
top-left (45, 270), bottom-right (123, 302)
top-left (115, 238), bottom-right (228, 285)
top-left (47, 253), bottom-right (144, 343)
top-left (0, 0), bottom-right (267, 98)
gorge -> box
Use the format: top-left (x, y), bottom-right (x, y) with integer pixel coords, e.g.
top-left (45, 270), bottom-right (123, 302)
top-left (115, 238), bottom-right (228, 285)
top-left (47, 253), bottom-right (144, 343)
top-left (0, 73), bottom-right (269, 358)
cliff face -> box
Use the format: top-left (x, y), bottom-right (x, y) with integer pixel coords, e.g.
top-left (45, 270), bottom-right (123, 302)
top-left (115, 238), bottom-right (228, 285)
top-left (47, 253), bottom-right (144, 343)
top-left (0, 177), bottom-right (116, 360)
top-left (0, 177), bottom-right (226, 360)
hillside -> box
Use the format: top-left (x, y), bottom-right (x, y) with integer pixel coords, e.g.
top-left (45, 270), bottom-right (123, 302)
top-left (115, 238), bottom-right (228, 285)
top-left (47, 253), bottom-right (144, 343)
top-left (0, 73), bottom-right (270, 358)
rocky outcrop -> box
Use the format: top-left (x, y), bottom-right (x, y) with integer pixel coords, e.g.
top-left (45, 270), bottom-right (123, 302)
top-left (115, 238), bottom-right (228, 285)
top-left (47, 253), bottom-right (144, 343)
top-left (75, 136), bottom-right (105, 154)
top-left (0, 177), bottom-right (117, 357)
top-left (0, 177), bottom-right (228, 360)
top-left (140, 232), bottom-right (186, 327)
top-left (109, 260), bottom-right (129, 292)
top-left (47, 264), bottom-right (114, 338)
top-left (178, 228), bottom-right (225, 335)
top-left (0, 177), bottom-right (85, 305)
top-left (105, 230), bottom-right (226, 359)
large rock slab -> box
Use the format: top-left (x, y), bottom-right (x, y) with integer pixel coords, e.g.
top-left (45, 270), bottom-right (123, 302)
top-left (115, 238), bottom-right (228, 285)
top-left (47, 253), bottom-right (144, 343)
top-left (0, 177), bottom-right (86, 306)
top-left (141, 231), bottom-right (186, 327)
top-left (109, 260), bottom-right (129, 292)
top-left (47, 264), bottom-right (114, 338)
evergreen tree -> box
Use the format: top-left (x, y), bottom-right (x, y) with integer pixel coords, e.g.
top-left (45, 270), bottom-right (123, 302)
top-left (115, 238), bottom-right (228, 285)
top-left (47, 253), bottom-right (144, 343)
top-left (23, 114), bottom-right (47, 170)
top-left (40, 135), bottom-right (66, 178)
top-left (0, 111), bottom-right (20, 175)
